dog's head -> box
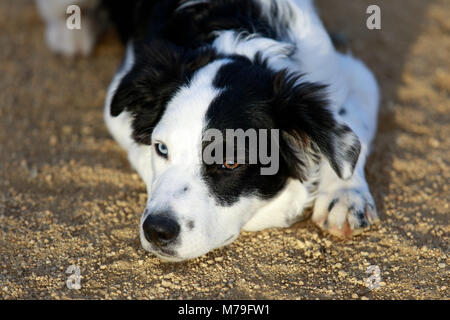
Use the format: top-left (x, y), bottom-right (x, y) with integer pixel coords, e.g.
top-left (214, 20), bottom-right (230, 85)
top-left (110, 39), bottom-right (360, 261)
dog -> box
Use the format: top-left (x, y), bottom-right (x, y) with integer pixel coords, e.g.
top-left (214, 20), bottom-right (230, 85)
top-left (37, 0), bottom-right (380, 262)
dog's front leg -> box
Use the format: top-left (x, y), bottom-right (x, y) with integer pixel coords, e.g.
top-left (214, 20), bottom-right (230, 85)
top-left (311, 55), bottom-right (380, 238)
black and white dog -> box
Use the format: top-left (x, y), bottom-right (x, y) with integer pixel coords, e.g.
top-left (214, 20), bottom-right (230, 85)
top-left (37, 0), bottom-right (380, 261)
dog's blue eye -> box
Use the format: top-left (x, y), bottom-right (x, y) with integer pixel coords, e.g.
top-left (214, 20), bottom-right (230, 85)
top-left (155, 142), bottom-right (168, 158)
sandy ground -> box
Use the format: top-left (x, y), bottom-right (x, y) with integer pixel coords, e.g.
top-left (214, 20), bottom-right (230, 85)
top-left (0, 0), bottom-right (449, 300)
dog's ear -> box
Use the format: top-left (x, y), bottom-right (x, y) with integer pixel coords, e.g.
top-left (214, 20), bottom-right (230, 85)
top-left (110, 41), bottom-right (186, 118)
top-left (110, 41), bottom-right (217, 143)
top-left (272, 70), bottom-right (361, 180)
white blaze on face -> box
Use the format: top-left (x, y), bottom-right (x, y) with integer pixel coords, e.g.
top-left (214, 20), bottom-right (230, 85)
top-left (151, 61), bottom-right (225, 176)
top-left (140, 59), bottom-right (262, 260)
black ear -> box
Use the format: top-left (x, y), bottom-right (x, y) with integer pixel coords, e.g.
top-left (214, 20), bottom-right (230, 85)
top-left (110, 41), bottom-right (186, 118)
top-left (273, 70), bottom-right (361, 180)
top-left (110, 41), bottom-right (217, 144)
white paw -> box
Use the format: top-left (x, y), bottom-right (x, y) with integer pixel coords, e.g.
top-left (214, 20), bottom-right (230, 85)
top-left (312, 187), bottom-right (379, 238)
top-left (45, 19), bottom-right (98, 56)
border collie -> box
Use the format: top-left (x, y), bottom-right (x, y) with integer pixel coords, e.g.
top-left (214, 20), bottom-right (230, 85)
top-left (37, 0), bottom-right (380, 262)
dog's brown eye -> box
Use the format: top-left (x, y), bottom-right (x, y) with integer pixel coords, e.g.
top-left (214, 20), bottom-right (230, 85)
top-left (222, 160), bottom-right (240, 170)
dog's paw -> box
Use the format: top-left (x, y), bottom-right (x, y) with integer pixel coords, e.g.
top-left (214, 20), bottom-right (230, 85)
top-left (44, 19), bottom-right (98, 56)
top-left (312, 188), bottom-right (379, 238)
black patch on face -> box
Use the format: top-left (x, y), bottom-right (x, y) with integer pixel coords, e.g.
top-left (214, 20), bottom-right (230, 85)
top-left (338, 108), bottom-right (347, 116)
top-left (202, 57), bottom-right (361, 206)
top-left (202, 57), bottom-right (290, 206)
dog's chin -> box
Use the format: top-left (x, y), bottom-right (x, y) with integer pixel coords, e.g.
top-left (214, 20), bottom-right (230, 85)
top-left (139, 238), bottom-right (183, 262)
top-left (141, 242), bottom-right (184, 262)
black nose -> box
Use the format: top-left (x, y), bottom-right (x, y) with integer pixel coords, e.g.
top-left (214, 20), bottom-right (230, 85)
top-left (142, 214), bottom-right (180, 247)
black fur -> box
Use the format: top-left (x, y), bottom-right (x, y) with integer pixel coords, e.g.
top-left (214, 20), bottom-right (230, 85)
top-left (104, 0), bottom-right (286, 45)
top-left (202, 56), bottom-right (291, 206)
top-left (202, 56), bottom-right (360, 206)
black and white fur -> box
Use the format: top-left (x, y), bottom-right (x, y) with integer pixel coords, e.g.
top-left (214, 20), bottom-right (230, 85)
top-left (37, 0), bottom-right (380, 261)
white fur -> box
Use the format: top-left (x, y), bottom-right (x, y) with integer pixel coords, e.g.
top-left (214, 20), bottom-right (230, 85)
top-left (35, 0), bottom-right (104, 56)
top-left (103, 43), bottom-right (155, 188)
top-left (243, 178), bottom-right (310, 231)
top-left (311, 54), bottom-right (380, 235)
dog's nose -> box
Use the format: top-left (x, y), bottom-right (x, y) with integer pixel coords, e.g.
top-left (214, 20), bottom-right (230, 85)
top-left (142, 214), bottom-right (180, 247)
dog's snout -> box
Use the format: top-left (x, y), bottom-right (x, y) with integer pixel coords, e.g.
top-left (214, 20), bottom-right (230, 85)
top-left (143, 214), bottom-right (180, 247)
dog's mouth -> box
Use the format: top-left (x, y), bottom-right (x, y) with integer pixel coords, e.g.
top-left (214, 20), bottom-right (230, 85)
top-left (152, 250), bottom-right (183, 262)
top-left (147, 245), bottom-right (181, 261)
top-left (220, 234), bottom-right (238, 246)
top-left (140, 233), bottom-right (181, 262)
